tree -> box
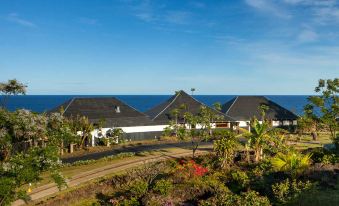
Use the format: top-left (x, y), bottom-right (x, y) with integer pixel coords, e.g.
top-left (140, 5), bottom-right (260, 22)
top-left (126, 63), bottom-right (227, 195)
top-left (70, 115), bottom-right (93, 148)
top-left (296, 115), bottom-right (318, 140)
top-left (214, 130), bottom-right (238, 169)
top-left (213, 102), bottom-right (222, 111)
top-left (170, 108), bottom-right (180, 137)
top-left (305, 78), bottom-right (338, 146)
top-left (191, 88), bottom-right (196, 95)
top-left (186, 106), bottom-right (221, 158)
top-left (0, 109), bottom-right (66, 205)
top-left (245, 105), bottom-right (274, 163)
top-left (0, 79), bottom-right (27, 108)
top-left (106, 128), bottom-right (125, 144)
top-left (245, 117), bottom-right (272, 162)
top-left (0, 145), bottom-right (66, 205)
top-left (47, 112), bottom-right (77, 155)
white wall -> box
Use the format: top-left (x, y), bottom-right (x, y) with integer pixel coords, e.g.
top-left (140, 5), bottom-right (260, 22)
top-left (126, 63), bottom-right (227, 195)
top-left (120, 125), bottom-right (169, 133)
top-left (237, 120), bottom-right (297, 127)
top-left (272, 121), bottom-right (280, 127)
top-left (91, 125), bottom-right (168, 137)
top-left (237, 121), bottom-right (250, 127)
top-left (283, 120), bottom-right (290, 126)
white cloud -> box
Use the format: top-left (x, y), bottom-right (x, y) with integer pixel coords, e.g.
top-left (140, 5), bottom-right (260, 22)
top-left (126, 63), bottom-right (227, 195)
top-left (283, 0), bottom-right (337, 6)
top-left (6, 13), bottom-right (36, 28)
top-left (78, 17), bottom-right (98, 25)
top-left (298, 29), bottom-right (318, 42)
top-left (164, 11), bottom-right (192, 25)
top-left (135, 13), bottom-right (154, 22)
top-left (313, 6), bottom-right (339, 24)
top-left (190, 1), bottom-right (205, 9)
top-left (245, 0), bottom-right (292, 19)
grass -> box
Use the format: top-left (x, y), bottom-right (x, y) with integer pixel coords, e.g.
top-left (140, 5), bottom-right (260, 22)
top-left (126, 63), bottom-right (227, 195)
top-left (61, 137), bottom-right (180, 159)
top-left (288, 132), bottom-right (333, 150)
top-left (289, 179), bottom-right (339, 206)
top-left (70, 198), bottom-right (99, 206)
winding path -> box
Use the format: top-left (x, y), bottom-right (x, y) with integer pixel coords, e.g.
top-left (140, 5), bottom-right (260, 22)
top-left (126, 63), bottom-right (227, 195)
top-left (12, 142), bottom-right (213, 206)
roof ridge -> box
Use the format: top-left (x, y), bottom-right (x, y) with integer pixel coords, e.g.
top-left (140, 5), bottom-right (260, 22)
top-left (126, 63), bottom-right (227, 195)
top-left (114, 97), bottom-right (148, 117)
top-left (151, 91), bottom-right (181, 120)
top-left (265, 96), bottom-right (299, 117)
top-left (225, 96), bottom-right (238, 115)
top-left (182, 91), bottom-right (235, 120)
top-left (63, 97), bottom-right (76, 115)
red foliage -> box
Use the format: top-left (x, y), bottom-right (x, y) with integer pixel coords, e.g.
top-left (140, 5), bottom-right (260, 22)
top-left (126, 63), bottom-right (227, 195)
top-left (176, 159), bottom-right (208, 178)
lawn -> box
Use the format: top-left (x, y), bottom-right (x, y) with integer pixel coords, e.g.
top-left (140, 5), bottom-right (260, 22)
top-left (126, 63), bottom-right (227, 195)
top-left (289, 179), bottom-right (339, 206)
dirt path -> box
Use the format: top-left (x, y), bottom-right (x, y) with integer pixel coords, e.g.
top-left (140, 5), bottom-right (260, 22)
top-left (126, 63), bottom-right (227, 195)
top-left (62, 141), bottom-right (212, 163)
top-left (12, 144), bottom-right (212, 206)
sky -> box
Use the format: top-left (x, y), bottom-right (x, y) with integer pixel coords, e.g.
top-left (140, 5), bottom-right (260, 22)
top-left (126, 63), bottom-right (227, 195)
top-left (0, 0), bottom-right (338, 95)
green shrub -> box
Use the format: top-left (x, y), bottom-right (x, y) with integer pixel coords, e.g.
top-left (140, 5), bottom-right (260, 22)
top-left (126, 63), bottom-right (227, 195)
top-left (240, 191), bottom-right (270, 206)
top-left (199, 190), bottom-right (270, 206)
top-left (229, 170), bottom-right (249, 191)
top-left (321, 154), bottom-right (338, 164)
top-left (119, 197), bottom-right (140, 206)
top-left (272, 178), bottom-right (314, 204)
top-left (153, 179), bottom-right (173, 196)
top-left (203, 173), bottom-right (229, 194)
top-left (129, 180), bottom-right (148, 198)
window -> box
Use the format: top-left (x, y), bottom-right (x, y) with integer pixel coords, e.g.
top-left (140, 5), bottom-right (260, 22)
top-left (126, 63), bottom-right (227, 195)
top-left (216, 123), bottom-right (229, 128)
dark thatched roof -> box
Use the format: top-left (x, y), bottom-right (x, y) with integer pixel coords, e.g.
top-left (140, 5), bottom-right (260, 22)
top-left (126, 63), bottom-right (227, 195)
top-left (146, 90), bottom-right (235, 124)
top-left (48, 97), bottom-right (154, 127)
top-left (221, 96), bottom-right (298, 121)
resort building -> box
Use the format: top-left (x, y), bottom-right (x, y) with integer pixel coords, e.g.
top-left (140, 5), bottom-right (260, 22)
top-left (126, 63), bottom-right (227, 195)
top-left (49, 97), bottom-right (167, 145)
top-left (221, 96), bottom-right (298, 130)
top-left (50, 94), bottom-right (297, 146)
top-left (146, 90), bottom-right (235, 128)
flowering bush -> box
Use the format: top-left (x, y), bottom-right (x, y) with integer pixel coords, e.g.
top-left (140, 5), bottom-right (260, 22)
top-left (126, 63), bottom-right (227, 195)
top-left (176, 159), bottom-right (208, 179)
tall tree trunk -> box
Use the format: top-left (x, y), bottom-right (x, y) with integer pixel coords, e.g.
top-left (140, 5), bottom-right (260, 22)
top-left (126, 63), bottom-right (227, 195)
top-left (254, 148), bottom-right (260, 162)
top-left (192, 140), bottom-right (199, 159)
top-left (259, 147), bottom-right (263, 161)
top-left (311, 132), bottom-right (317, 141)
top-left (175, 117), bottom-right (178, 137)
top-left (245, 144), bottom-right (250, 163)
top-left (60, 141), bottom-right (64, 155)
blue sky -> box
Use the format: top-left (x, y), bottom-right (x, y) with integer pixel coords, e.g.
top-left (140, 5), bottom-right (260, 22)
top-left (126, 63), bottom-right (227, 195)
top-left (0, 0), bottom-right (338, 95)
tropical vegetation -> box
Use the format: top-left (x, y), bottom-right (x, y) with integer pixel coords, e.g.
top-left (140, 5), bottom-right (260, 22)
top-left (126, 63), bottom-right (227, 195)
top-left (0, 78), bottom-right (338, 206)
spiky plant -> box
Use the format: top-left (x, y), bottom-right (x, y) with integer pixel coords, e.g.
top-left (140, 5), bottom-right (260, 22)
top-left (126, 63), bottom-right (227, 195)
top-left (271, 151), bottom-right (312, 179)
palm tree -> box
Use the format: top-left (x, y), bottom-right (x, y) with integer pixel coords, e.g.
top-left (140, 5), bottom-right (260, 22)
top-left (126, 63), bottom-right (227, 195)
top-left (246, 117), bottom-right (271, 162)
top-left (170, 108), bottom-right (180, 137)
top-left (271, 151), bottom-right (312, 179)
top-left (191, 88), bottom-right (196, 96)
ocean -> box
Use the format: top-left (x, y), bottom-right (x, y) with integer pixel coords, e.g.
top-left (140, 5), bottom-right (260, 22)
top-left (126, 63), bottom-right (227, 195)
top-left (0, 95), bottom-right (310, 115)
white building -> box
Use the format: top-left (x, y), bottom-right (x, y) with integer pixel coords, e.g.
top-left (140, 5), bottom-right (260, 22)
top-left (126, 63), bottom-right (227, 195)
top-left (50, 97), bottom-right (167, 146)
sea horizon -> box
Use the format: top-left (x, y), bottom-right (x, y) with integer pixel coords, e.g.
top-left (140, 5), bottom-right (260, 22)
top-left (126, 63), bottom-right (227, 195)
top-left (1, 94), bottom-right (310, 115)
